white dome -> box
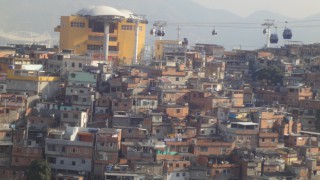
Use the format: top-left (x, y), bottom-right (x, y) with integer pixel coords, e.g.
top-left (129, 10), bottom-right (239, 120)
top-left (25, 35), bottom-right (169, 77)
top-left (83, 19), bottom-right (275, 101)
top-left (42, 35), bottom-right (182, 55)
top-left (118, 9), bottom-right (134, 18)
top-left (77, 6), bottom-right (125, 17)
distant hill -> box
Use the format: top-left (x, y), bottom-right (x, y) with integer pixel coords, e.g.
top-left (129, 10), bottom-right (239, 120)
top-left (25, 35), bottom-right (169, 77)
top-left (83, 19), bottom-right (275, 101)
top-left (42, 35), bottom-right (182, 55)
top-left (1, 0), bottom-right (320, 49)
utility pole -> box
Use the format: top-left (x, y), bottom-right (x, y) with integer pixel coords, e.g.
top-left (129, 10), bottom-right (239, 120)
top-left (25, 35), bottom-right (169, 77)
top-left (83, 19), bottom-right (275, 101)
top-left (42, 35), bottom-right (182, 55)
top-left (177, 26), bottom-right (181, 42)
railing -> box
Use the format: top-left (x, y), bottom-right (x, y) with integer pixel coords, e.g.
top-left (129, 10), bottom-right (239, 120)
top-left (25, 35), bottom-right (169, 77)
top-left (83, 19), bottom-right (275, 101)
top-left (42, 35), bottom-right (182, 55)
top-left (46, 138), bottom-right (93, 147)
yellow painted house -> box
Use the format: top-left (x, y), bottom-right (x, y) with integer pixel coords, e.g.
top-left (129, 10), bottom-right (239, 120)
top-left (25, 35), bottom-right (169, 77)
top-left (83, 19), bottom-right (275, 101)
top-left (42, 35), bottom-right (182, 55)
top-left (154, 40), bottom-right (180, 60)
top-left (6, 69), bottom-right (61, 99)
top-left (54, 6), bottom-right (147, 65)
top-left (276, 148), bottom-right (299, 166)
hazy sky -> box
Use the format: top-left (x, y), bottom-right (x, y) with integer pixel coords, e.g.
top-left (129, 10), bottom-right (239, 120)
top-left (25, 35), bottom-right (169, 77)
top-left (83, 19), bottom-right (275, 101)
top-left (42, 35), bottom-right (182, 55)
top-left (192, 0), bottom-right (320, 18)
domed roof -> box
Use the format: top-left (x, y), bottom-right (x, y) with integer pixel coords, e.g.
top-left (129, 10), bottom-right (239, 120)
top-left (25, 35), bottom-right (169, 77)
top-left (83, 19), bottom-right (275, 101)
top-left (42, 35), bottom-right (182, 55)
top-left (77, 6), bottom-right (125, 17)
top-left (118, 9), bottom-right (134, 18)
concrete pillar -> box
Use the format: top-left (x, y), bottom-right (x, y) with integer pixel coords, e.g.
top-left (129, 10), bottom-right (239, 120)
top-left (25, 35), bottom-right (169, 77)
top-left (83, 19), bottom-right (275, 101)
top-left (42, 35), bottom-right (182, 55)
top-left (133, 21), bottom-right (139, 65)
top-left (104, 22), bottom-right (110, 64)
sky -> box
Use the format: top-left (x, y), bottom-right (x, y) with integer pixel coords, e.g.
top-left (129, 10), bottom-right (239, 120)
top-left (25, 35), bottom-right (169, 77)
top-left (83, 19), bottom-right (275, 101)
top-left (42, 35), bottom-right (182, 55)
top-left (192, 0), bottom-right (320, 18)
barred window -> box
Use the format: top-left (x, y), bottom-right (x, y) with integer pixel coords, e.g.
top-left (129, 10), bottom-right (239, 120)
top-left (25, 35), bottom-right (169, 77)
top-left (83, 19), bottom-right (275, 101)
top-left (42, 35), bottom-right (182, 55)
top-left (71, 21), bottom-right (85, 28)
top-left (121, 25), bottom-right (133, 30)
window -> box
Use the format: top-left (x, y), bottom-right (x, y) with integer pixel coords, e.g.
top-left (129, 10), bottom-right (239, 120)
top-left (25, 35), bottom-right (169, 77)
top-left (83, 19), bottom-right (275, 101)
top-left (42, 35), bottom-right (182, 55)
top-left (79, 90), bottom-right (84, 93)
top-left (82, 159), bottom-right (86, 164)
top-left (182, 172), bottom-right (186, 176)
top-left (48, 157), bottom-right (56, 164)
top-left (128, 129), bottom-right (132, 133)
top-left (73, 114), bottom-right (78, 119)
top-left (71, 73), bottom-right (76, 78)
top-left (47, 145), bottom-right (56, 151)
top-left (262, 138), bottom-right (265, 142)
top-left (176, 109), bottom-right (181, 113)
top-left (176, 164), bottom-right (180, 167)
top-left (201, 130), bottom-right (205, 134)
top-left (72, 148), bottom-right (77, 153)
top-left (71, 62), bottom-right (75, 67)
top-left (183, 164), bottom-right (187, 168)
top-left (215, 170), bottom-right (219, 174)
top-left (200, 147), bottom-right (208, 152)
top-left (142, 101), bottom-right (148, 106)
top-left (72, 161), bottom-right (76, 166)
top-left (71, 21), bottom-right (85, 28)
top-left (79, 63), bottom-right (82, 68)
top-left (109, 143), bottom-right (113, 147)
top-left (109, 37), bottom-right (117, 41)
top-left (176, 77), bottom-right (179, 81)
top-left (221, 148), bottom-right (227, 154)
top-left (182, 147), bottom-right (188, 152)
top-left (87, 45), bottom-right (103, 51)
top-left (100, 143), bottom-right (105, 146)
top-left (176, 173), bottom-right (180, 177)
top-left (114, 103), bottom-right (118, 107)
top-left (62, 146), bottom-right (66, 152)
top-left (272, 138), bottom-right (276, 142)
top-left (82, 98), bottom-right (87, 102)
top-left (156, 129), bottom-right (160, 133)
top-left (63, 113), bottom-right (68, 118)
top-left (60, 160), bottom-right (64, 164)
top-left (121, 25), bottom-right (133, 30)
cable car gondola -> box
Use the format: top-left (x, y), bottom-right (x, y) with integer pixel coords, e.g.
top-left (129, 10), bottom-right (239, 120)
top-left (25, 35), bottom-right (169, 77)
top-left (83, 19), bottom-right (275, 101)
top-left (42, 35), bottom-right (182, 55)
top-left (150, 28), bottom-right (156, 35)
top-left (156, 29), bottom-right (165, 37)
top-left (212, 28), bottom-right (218, 36)
top-left (270, 34), bottom-right (279, 44)
top-left (263, 28), bottom-right (268, 34)
top-left (282, 21), bottom-right (292, 40)
top-left (283, 28), bottom-right (292, 39)
top-left (212, 30), bottom-right (218, 36)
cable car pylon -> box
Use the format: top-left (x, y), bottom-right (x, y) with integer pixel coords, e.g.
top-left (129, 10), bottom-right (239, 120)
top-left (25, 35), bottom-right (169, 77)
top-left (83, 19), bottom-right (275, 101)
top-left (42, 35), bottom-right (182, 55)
top-left (262, 19), bottom-right (275, 48)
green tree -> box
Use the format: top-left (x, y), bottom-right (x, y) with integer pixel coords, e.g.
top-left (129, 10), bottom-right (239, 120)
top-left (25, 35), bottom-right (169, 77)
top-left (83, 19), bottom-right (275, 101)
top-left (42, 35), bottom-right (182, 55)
top-left (26, 160), bottom-right (51, 180)
top-left (253, 65), bottom-right (284, 85)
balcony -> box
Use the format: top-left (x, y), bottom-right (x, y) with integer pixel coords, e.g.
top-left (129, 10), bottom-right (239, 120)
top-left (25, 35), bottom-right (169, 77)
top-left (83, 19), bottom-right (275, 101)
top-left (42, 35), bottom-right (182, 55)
top-left (227, 128), bottom-right (259, 135)
top-left (87, 50), bottom-right (119, 56)
top-left (46, 138), bottom-right (93, 147)
top-left (208, 163), bottom-right (239, 168)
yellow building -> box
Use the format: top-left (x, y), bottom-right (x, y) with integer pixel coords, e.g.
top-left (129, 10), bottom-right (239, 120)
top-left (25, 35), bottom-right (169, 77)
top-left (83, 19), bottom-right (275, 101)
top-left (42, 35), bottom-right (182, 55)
top-left (54, 6), bottom-right (147, 65)
top-left (154, 40), bottom-right (181, 60)
top-left (276, 148), bottom-right (299, 166)
top-left (6, 69), bottom-right (61, 99)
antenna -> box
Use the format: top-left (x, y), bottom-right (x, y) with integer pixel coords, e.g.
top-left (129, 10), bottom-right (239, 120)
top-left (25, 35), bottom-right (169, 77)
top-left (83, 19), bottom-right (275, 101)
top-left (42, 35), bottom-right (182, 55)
top-left (177, 26), bottom-right (181, 42)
